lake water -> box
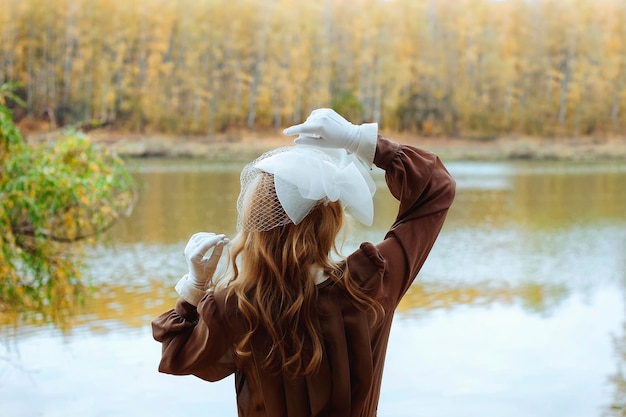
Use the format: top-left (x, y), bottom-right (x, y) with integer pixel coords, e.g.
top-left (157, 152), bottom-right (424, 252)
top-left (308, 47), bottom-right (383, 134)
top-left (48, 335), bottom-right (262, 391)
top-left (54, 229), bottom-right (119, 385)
top-left (2, 157), bottom-right (626, 417)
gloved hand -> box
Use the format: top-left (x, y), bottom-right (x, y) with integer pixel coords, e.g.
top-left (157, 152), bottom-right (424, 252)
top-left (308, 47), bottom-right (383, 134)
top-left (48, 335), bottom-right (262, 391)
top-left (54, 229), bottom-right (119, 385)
top-left (283, 108), bottom-right (378, 167)
top-left (175, 232), bottom-right (228, 306)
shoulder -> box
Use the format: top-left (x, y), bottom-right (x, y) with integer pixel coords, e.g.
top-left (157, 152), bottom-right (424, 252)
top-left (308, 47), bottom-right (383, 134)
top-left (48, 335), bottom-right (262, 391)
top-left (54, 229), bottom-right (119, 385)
top-left (196, 286), bottom-right (246, 335)
top-left (198, 287), bottom-right (237, 317)
top-left (196, 288), bottom-right (234, 322)
top-left (346, 242), bottom-right (387, 294)
top-left (348, 242), bottom-right (386, 268)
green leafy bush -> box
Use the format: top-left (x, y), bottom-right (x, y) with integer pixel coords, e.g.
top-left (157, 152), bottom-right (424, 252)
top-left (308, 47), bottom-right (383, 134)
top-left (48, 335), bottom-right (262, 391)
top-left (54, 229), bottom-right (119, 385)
top-left (0, 102), bottom-right (135, 322)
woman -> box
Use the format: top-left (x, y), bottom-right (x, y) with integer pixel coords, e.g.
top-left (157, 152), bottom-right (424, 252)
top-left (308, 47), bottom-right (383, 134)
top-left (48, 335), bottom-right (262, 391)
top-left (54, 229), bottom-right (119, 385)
top-left (152, 108), bottom-right (456, 417)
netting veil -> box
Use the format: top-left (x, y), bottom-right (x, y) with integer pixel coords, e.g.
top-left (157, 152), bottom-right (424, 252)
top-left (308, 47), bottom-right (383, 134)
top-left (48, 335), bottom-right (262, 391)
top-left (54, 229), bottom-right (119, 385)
top-left (237, 145), bottom-right (376, 232)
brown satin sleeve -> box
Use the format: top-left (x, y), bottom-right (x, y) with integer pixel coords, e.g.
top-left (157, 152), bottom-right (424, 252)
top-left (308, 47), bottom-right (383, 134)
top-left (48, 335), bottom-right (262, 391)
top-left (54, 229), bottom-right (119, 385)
top-left (152, 291), bottom-right (236, 382)
top-left (373, 135), bottom-right (455, 305)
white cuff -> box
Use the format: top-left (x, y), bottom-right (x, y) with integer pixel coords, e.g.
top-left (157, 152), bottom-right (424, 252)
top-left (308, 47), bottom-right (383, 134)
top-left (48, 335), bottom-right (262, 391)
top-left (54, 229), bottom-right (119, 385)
top-left (356, 123), bottom-right (378, 168)
top-left (175, 274), bottom-right (206, 306)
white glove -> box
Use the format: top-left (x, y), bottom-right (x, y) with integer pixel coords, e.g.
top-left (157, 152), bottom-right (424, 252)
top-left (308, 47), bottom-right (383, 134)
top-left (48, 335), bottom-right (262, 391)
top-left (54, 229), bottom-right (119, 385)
top-left (175, 232), bottom-right (228, 306)
top-left (283, 108), bottom-right (378, 167)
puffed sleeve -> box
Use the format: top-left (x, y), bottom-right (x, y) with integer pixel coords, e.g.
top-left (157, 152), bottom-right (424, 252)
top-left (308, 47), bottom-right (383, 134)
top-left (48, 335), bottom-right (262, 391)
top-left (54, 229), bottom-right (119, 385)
top-left (152, 290), bottom-right (236, 382)
top-left (348, 136), bottom-right (456, 307)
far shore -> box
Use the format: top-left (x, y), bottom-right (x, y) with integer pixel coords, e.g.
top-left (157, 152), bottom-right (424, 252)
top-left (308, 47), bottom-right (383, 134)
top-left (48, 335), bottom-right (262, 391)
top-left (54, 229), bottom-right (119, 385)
top-left (26, 129), bottom-right (626, 162)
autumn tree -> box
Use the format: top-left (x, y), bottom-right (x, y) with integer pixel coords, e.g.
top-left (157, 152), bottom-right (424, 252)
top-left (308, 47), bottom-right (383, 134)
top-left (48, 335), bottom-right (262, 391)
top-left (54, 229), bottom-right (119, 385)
top-left (0, 89), bottom-right (135, 322)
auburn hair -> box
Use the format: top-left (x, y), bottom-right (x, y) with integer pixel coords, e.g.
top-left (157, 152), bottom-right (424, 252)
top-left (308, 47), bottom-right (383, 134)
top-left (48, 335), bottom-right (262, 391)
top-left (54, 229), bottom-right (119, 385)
top-left (225, 187), bottom-right (383, 377)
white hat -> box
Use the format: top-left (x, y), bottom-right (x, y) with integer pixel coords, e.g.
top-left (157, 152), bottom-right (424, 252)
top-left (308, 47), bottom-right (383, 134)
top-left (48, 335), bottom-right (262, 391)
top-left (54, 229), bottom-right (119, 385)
top-left (237, 145), bottom-right (376, 232)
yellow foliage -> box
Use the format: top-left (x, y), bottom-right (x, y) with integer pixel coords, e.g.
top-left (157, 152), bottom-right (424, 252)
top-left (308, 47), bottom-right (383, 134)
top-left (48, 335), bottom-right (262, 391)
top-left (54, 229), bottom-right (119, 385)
top-left (1, 0), bottom-right (626, 136)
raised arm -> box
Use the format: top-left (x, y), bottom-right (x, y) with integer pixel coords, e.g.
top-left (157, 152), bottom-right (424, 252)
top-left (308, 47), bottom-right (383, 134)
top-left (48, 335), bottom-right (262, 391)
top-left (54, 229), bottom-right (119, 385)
top-left (283, 109), bottom-right (455, 305)
top-left (371, 136), bottom-right (455, 304)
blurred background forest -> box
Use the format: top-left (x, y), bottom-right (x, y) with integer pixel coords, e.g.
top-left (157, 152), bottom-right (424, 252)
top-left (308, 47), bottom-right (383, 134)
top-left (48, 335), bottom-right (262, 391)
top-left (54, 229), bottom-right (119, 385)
top-left (1, 0), bottom-right (626, 139)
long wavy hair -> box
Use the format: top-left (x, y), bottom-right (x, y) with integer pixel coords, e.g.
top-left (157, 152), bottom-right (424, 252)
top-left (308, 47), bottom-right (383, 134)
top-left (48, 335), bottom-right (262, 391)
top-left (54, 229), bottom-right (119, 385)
top-left (224, 173), bottom-right (383, 377)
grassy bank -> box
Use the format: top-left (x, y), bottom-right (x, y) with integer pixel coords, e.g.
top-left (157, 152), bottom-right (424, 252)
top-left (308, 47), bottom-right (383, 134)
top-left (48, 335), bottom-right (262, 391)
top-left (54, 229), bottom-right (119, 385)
top-left (82, 131), bottom-right (626, 162)
top-left (20, 125), bottom-right (626, 162)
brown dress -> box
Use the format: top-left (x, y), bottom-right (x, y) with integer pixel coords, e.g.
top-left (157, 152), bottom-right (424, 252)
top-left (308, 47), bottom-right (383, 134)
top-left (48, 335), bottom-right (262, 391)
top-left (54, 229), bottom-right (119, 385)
top-left (152, 136), bottom-right (456, 417)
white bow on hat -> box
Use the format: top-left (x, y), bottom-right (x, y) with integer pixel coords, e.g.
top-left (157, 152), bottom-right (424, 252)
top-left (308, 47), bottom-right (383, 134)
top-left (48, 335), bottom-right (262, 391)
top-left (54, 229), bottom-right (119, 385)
top-left (253, 146), bottom-right (375, 226)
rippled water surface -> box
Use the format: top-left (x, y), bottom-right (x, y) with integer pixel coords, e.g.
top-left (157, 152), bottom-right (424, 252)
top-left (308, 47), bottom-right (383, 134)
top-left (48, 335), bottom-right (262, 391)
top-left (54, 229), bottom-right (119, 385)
top-left (2, 157), bottom-right (626, 417)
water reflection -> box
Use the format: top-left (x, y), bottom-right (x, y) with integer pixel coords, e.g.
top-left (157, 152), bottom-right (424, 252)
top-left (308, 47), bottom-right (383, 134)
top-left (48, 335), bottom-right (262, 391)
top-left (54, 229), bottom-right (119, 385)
top-left (109, 159), bottom-right (243, 243)
top-left (0, 278), bottom-right (569, 336)
top-left (2, 158), bottom-right (626, 417)
top-left (108, 159), bottom-right (626, 243)
top-left (398, 281), bottom-right (569, 317)
top-left (449, 161), bottom-right (626, 230)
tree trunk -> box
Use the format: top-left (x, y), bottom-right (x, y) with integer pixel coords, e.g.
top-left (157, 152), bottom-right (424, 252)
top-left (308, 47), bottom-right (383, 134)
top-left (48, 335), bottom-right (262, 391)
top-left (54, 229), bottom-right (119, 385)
top-left (62, 3), bottom-right (77, 116)
top-left (611, 91), bottom-right (620, 133)
top-left (557, 54), bottom-right (572, 127)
